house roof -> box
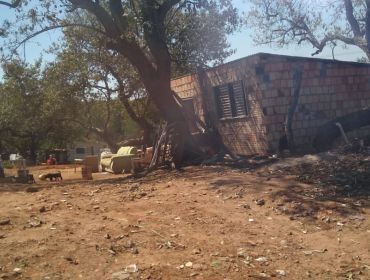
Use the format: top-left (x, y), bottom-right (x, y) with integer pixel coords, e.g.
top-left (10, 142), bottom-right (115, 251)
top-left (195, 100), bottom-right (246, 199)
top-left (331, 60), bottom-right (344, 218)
top-left (172, 52), bottom-right (370, 81)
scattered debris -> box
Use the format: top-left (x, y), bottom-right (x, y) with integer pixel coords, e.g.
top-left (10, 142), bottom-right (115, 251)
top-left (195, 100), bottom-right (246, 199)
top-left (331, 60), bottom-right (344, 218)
top-left (13, 268), bottom-right (22, 274)
top-left (27, 218), bottom-right (43, 228)
top-left (303, 249), bottom-right (327, 255)
top-left (0, 218), bottom-right (10, 226)
top-left (26, 186), bottom-right (39, 193)
top-left (192, 248), bottom-right (201, 255)
top-left (254, 198), bottom-right (265, 206)
top-left (276, 269), bottom-right (286, 276)
top-left (124, 264), bottom-right (138, 273)
top-left (255, 257), bottom-right (268, 262)
top-left (64, 256), bottom-right (78, 265)
top-left (185, 261), bottom-right (193, 268)
top-left (237, 248), bottom-right (249, 258)
top-left (110, 271), bottom-right (130, 280)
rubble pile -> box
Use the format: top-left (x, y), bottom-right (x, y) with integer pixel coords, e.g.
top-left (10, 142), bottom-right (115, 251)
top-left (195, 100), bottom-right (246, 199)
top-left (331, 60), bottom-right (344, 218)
top-left (278, 151), bottom-right (370, 198)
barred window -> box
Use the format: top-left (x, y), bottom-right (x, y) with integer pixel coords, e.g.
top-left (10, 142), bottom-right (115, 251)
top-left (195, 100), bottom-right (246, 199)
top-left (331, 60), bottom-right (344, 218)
top-left (214, 81), bottom-right (248, 119)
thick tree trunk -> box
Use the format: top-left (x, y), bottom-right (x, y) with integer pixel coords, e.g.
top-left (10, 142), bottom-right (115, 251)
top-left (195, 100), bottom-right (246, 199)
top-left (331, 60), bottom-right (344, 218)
top-left (29, 138), bottom-right (38, 164)
top-left (313, 108), bottom-right (370, 152)
top-left (147, 82), bottom-right (185, 123)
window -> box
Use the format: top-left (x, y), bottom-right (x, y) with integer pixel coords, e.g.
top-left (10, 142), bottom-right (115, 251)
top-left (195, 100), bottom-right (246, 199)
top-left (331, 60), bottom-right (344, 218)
top-left (75, 147), bottom-right (85, 154)
top-left (214, 81), bottom-right (248, 119)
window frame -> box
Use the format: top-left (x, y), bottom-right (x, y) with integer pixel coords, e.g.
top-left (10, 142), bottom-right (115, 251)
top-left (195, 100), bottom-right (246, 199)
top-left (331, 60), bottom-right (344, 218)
top-left (214, 80), bottom-right (248, 120)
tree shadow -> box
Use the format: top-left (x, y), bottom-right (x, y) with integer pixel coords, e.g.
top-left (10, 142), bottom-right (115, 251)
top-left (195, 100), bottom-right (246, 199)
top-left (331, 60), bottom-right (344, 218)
top-left (270, 182), bottom-right (367, 220)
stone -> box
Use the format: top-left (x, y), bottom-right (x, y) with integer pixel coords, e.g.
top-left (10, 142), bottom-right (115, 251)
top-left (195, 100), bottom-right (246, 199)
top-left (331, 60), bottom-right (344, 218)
top-left (192, 248), bottom-right (201, 255)
top-left (237, 248), bottom-right (248, 258)
top-left (276, 270), bottom-right (286, 276)
top-left (0, 218), bottom-right (10, 226)
top-left (242, 204), bottom-right (251, 209)
top-left (110, 271), bottom-right (130, 280)
top-left (185, 262), bottom-right (193, 268)
top-left (28, 219), bottom-right (42, 228)
top-left (254, 198), bottom-right (265, 206)
top-left (255, 257), bottom-right (268, 262)
top-left (211, 260), bottom-right (222, 268)
top-left (26, 187), bottom-right (39, 193)
top-left (0, 273), bottom-right (10, 279)
top-left (104, 233), bottom-right (111, 239)
top-left (39, 206), bottom-right (47, 213)
top-left (124, 264), bottom-right (138, 273)
top-left (13, 268), bottom-right (22, 274)
top-left (124, 240), bottom-right (135, 249)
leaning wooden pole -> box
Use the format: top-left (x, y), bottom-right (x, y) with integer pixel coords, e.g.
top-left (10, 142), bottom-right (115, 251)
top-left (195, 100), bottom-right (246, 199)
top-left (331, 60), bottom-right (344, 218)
top-left (284, 67), bottom-right (303, 152)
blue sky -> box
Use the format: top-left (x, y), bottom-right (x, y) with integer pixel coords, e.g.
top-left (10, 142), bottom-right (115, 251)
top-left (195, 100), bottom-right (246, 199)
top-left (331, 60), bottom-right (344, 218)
top-left (0, 0), bottom-right (364, 77)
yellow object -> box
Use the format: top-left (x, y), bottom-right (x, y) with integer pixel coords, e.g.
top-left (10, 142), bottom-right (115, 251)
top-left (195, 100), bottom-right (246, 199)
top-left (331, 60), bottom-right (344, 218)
top-left (100, 146), bottom-right (137, 174)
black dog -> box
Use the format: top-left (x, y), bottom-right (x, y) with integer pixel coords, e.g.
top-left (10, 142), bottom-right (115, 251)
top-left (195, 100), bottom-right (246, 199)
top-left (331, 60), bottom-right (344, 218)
top-left (43, 172), bottom-right (63, 181)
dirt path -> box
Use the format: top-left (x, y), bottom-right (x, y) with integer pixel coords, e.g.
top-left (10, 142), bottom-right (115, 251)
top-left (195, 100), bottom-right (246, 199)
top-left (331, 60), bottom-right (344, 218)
top-left (0, 166), bottom-right (369, 279)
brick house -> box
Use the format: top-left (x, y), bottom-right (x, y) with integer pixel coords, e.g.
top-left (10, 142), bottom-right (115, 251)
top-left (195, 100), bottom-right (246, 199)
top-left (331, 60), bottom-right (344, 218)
top-left (171, 53), bottom-right (370, 156)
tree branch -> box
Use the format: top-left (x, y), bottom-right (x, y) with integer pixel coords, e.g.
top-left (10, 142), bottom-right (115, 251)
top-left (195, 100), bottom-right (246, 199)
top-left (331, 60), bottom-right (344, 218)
top-left (344, 0), bottom-right (362, 37)
top-left (0, 0), bottom-right (21, 8)
top-left (109, 0), bottom-right (127, 33)
top-left (14, 23), bottom-right (106, 51)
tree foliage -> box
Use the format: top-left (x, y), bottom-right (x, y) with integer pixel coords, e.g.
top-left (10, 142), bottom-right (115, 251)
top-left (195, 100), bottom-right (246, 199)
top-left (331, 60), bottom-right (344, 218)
top-left (0, 0), bottom-right (240, 118)
top-left (1, 0), bottom-right (240, 164)
top-left (248, 0), bottom-right (370, 60)
top-left (0, 60), bottom-right (82, 160)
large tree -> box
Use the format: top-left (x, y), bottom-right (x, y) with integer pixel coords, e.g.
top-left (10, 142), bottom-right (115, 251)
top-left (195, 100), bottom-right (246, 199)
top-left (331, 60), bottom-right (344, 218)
top-left (248, 0), bottom-right (370, 60)
top-left (1, 0), bottom-right (240, 165)
top-left (0, 60), bottom-right (82, 161)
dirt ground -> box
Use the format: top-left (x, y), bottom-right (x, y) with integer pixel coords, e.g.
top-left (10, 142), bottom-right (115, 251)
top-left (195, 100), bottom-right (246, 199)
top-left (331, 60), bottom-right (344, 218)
top-left (0, 163), bottom-right (369, 280)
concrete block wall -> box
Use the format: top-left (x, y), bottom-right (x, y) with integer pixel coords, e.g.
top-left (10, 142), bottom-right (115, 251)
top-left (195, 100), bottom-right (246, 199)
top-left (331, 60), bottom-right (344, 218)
top-left (171, 53), bottom-right (370, 155)
top-left (171, 74), bottom-right (205, 123)
top-left (257, 54), bottom-right (370, 152)
top-left (172, 55), bottom-right (269, 156)
top-left (202, 56), bottom-right (268, 155)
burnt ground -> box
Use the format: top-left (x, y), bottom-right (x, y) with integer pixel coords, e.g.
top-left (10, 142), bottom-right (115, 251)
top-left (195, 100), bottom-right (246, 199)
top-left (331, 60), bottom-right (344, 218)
top-left (0, 158), bottom-right (369, 280)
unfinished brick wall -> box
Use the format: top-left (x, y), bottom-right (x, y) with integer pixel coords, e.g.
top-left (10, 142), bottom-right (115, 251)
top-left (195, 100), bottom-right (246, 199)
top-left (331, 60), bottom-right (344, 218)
top-left (171, 74), bottom-right (205, 123)
top-left (257, 54), bottom-right (370, 152)
top-left (171, 53), bottom-right (370, 156)
top-left (172, 55), bottom-right (268, 155)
